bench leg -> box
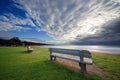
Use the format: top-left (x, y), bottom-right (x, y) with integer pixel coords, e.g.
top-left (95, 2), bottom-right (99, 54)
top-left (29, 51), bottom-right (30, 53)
top-left (50, 56), bottom-right (56, 61)
top-left (50, 56), bottom-right (53, 61)
top-left (53, 56), bottom-right (56, 61)
top-left (79, 63), bottom-right (86, 74)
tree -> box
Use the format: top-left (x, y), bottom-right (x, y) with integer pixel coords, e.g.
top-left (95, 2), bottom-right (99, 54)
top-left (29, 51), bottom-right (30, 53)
top-left (10, 37), bottom-right (21, 46)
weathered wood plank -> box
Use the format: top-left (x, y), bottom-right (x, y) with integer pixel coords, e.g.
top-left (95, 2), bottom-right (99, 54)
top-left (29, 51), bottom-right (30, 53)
top-left (50, 48), bottom-right (80, 56)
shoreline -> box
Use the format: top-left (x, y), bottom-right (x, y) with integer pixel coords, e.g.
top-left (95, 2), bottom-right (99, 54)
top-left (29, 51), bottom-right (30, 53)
top-left (91, 51), bottom-right (120, 55)
top-left (40, 45), bottom-right (120, 54)
top-left (1, 46), bottom-right (120, 55)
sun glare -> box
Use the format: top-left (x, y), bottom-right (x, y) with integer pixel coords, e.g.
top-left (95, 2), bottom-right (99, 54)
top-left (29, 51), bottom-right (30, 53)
top-left (78, 18), bottom-right (105, 35)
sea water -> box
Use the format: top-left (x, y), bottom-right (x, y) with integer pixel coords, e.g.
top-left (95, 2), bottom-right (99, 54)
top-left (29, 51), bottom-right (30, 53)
top-left (41, 45), bottom-right (120, 54)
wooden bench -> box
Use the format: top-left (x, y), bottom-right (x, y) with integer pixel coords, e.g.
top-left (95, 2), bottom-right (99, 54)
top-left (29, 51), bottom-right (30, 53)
top-left (27, 46), bottom-right (33, 53)
top-left (49, 48), bottom-right (93, 73)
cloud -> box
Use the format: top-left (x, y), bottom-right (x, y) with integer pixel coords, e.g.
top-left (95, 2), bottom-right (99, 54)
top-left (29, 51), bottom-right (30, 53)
top-left (0, 31), bottom-right (15, 39)
top-left (20, 38), bottom-right (44, 43)
top-left (0, 13), bottom-right (35, 31)
top-left (72, 17), bottom-right (120, 44)
top-left (0, 0), bottom-right (120, 42)
top-left (20, 38), bottom-right (67, 44)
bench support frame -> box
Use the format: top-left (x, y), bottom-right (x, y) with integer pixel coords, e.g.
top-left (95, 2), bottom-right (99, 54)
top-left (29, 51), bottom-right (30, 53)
top-left (79, 63), bottom-right (86, 74)
top-left (50, 55), bottom-right (56, 61)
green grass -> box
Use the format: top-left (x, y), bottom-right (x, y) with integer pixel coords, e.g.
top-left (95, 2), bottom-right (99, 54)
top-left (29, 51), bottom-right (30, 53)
top-left (0, 47), bottom-right (119, 80)
top-left (92, 52), bottom-right (120, 80)
top-left (0, 46), bottom-right (102, 80)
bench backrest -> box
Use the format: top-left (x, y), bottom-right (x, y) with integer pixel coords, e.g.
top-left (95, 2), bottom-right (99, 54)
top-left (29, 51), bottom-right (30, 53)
top-left (49, 48), bottom-right (80, 56)
top-left (49, 48), bottom-right (92, 59)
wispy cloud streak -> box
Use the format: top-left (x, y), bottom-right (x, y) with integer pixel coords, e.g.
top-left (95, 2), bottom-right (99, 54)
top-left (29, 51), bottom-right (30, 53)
top-left (0, 0), bottom-right (120, 41)
top-left (0, 13), bottom-right (35, 31)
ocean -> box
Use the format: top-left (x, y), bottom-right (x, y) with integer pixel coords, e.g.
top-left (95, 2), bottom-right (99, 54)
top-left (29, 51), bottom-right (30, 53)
top-left (41, 45), bottom-right (120, 54)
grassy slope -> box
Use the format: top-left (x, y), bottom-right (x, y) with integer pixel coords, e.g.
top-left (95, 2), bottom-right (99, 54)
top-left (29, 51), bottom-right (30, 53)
top-left (92, 52), bottom-right (120, 80)
top-left (0, 46), bottom-right (102, 80)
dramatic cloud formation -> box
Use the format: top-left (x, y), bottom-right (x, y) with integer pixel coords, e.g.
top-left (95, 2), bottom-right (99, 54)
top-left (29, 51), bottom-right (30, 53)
top-left (0, 0), bottom-right (120, 42)
top-left (72, 17), bottom-right (120, 45)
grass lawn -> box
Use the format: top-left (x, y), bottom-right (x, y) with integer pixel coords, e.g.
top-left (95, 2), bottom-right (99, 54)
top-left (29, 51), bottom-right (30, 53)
top-left (92, 52), bottom-right (120, 80)
top-left (0, 46), bottom-right (119, 80)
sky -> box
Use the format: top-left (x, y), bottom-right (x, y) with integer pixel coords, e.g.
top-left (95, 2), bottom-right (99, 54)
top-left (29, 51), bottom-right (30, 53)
top-left (0, 0), bottom-right (120, 45)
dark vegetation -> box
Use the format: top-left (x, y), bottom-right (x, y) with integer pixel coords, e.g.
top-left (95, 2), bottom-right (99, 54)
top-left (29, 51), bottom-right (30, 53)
top-left (0, 37), bottom-right (21, 46)
top-left (0, 37), bottom-right (48, 46)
